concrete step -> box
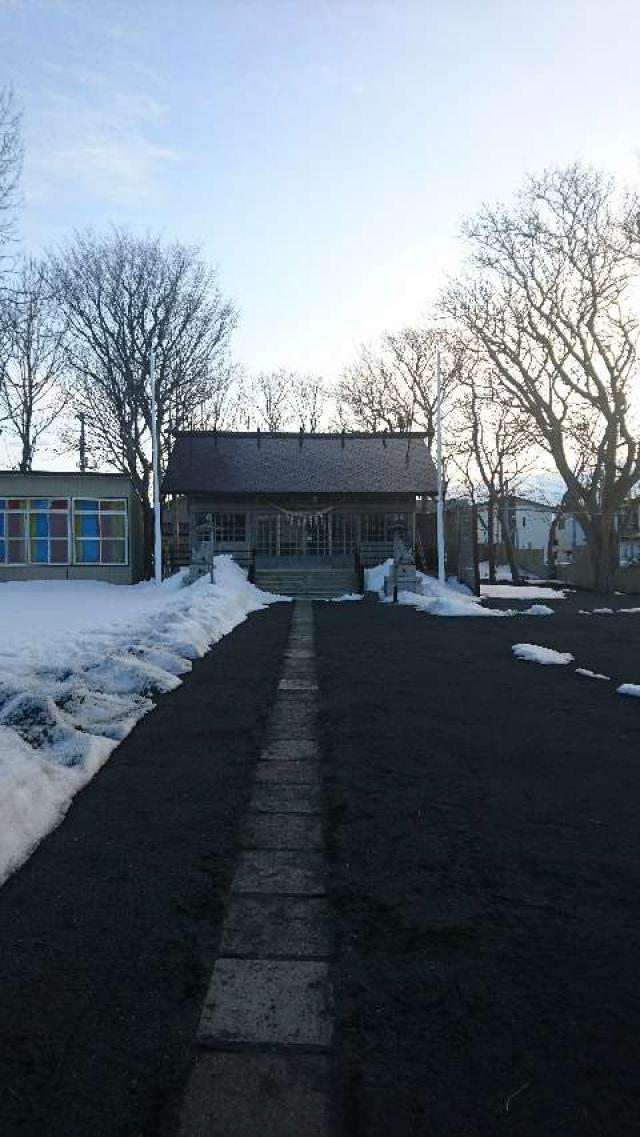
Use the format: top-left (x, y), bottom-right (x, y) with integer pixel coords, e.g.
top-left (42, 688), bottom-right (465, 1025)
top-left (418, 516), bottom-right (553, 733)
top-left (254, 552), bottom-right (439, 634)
top-left (255, 570), bottom-right (358, 598)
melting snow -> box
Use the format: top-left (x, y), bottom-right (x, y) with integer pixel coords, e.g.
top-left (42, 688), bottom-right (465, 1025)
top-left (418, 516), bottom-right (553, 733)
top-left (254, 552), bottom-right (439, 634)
top-left (367, 562), bottom-right (557, 618)
top-left (481, 584), bottom-right (567, 600)
top-left (617, 684), bottom-right (640, 698)
top-left (512, 644), bottom-right (575, 665)
top-left (0, 558), bottom-right (284, 885)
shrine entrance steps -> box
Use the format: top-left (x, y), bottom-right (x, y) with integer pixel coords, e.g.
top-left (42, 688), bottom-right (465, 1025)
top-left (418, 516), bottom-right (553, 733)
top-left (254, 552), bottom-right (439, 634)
top-left (254, 556), bottom-right (358, 599)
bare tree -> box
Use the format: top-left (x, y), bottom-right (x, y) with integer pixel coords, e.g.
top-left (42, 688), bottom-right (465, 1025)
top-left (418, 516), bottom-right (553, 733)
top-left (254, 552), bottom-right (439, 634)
top-left (452, 368), bottom-right (534, 583)
top-left (290, 373), bottom-right (326, 431)
top-left (51, 228), bottom-right (237, 574)
top-left (248, 369), bottom-right (294, 431)
top-left (442, 164), bottom-right (640, 592)
top-left (0, 258), bottom-right (67, 471)
top-left (0, 87), bottom-right (22, 254)
top-left (337, 326), bottom-right (461, 449)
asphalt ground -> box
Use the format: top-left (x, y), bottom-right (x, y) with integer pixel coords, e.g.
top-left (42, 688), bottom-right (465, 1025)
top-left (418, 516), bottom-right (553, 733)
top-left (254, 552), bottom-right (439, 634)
top-left (0, 602), bottom-right (291, 1137)
top-left (314, 597), bottom-right (640, 1137)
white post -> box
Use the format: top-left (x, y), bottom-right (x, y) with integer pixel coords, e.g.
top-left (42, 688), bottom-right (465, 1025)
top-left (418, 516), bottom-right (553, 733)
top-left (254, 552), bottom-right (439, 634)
top-left (150, 347), bottom-right (162, 585)
top-left (436, 344), bottom-right (446, 584)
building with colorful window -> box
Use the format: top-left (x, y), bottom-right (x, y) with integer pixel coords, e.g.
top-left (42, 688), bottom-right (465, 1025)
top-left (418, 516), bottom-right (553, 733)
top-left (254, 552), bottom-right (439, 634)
top-left (0, 471), bottom-right (144, 584)
top-left (163, 431), bottom-right (437, 594)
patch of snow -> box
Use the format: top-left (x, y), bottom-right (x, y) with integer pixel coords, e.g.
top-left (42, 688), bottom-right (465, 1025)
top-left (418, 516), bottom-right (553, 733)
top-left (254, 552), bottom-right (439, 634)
top-left (330, 593), bottom-right (364, 602)
top-left (478, 562), bottom-right (523, 582)
top-left (0, 557), bottom-right (283, 885)
top-left (364, 558), bottom-right (394, 594)
top-left (481, 584), bottom-right (567, 600)
top-left (576, 668), bottom-right (611, 681)
top-left (617, 683), bottom-right (640, 698)
top-left (404, 573), bottom-right (508, 617)
top-left (618, 608), bottom-right (640, 614)
top-left (520, 604), bottom-right (555, 616)
top-left (512, 643), bottom-right (575, 665)
top-left (592, 608), bottom-right (614, 615)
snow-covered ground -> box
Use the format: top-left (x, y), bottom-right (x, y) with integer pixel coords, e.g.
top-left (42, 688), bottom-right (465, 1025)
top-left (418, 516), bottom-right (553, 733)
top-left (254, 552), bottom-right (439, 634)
top-left (366, 560), bottom-right (558, 618)
top-left (0, 558), bottom-right (284, 886)
top-left (481, 584), bottom-right (568, 600)
top-left (512, 644), bottom-right (575, 665)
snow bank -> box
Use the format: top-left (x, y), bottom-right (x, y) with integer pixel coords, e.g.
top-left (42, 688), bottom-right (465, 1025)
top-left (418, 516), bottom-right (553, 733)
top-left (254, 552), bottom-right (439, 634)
top-left (366, 562), bottom-right (560, 618)
top-left (576, 668), bottom-right (610, 681)
top-left (0, 558), bottom-right (283, 885)
top-left (481, 584), bottom-right (567, 600)
top-left (617, 683), bottom-right (640, 698)
top-left (512, 643), bottom-right (574, 665)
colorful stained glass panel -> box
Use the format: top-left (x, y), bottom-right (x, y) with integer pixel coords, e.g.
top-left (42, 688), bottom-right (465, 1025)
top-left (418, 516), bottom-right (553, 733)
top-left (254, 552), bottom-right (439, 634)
top-left (31, 539), bottom-right (49, 563)
top-left (50, 540), bottom-right (68, 563)
top-left (100, 513), bottom-right (125, 539)
top-left (8, 539), bottom-right (26, 563)
top-left (101, 539), bottom-right (126, 564)
top-left (75, 539), bottom-right (100, 563)
top-left (50, 513), bottom-right (68, 538)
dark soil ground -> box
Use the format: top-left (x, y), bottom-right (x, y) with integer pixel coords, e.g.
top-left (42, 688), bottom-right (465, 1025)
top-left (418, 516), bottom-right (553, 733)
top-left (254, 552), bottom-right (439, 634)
top-left (315, 596), bottom-right (640, 1137)
top-left (0, 602), bottom-right (291, 1137)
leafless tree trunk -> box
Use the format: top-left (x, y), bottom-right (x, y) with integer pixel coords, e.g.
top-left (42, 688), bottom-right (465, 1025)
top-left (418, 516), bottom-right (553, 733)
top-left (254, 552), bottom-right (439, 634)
top-left (451, 364), bottom-right (533, 583)
top-left (0, 258), bottom-right (67, 471)
top-left (442, 164), bottom-right (640, 593)
top-left (0, 88), bottom-right (22, 255)
top-left (50, 229), bottom-right (237, 576)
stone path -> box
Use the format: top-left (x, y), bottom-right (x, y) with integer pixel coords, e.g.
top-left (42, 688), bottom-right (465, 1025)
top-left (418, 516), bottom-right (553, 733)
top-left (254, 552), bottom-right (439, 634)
top-left (179, 600), bottom-right (333, 1137)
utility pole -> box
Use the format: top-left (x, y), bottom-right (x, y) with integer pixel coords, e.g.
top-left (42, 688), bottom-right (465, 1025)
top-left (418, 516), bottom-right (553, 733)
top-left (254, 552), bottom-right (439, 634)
top-left (436, 345), bottom-right (446, 584)
top-left (150, 347), bottom-right (163, 585)
top-left (77, 413), bottom-right (87, 473)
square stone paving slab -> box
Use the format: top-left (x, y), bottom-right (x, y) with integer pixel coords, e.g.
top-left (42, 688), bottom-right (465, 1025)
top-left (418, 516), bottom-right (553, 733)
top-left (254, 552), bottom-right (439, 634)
top-left (232, 850), bottom-right (325, 895)
top-left (261, 739), bottom-right (319, 761)
top-left (242, 813), bottom-right (323, 851)
top-left (198, 959), bottom-right (332, 1047)
top-left (251, 782), bottom-right (322, 814)
top-left (179, 1051), bottom-right (330, 1137)
top-left (269, 702), bottom-right (317, 740)
top-left (256, 760), bottom-right (320, 784)
top-left (220, 895), bottom-right (330, 958)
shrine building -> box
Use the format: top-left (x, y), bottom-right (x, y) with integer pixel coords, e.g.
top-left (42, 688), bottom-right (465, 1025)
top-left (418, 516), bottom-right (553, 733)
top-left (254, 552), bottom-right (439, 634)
top-left (162, 430), bottom-right (437, 596)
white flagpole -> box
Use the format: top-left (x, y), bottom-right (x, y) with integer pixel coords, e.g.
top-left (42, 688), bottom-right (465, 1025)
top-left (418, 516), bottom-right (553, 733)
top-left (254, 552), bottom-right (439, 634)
top-left (436, 344), bottom-right (445, 584)
top-left (150, 347), bottom-right (162, 585)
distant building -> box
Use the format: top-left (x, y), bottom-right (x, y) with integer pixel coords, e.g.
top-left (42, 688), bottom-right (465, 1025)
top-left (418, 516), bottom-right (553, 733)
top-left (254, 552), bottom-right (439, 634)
top-left (477, 496), bottom-right (556, 574)
top-left (618, 498), bottom-right (640, 566)
top-left (0, 471), bottom-right (144, 584)
top-left (163, 431), bottom-right (437, 595)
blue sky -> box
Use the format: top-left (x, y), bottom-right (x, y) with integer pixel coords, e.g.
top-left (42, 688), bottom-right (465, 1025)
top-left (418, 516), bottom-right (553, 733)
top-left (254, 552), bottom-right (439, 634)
top-left (2, 0), bottom-right (639, 382)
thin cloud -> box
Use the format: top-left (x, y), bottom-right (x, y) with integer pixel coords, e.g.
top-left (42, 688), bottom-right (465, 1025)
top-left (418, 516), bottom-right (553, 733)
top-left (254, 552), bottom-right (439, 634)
top-left (25, 67), bottom-right (179, 203)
